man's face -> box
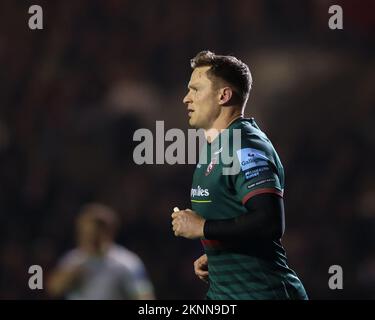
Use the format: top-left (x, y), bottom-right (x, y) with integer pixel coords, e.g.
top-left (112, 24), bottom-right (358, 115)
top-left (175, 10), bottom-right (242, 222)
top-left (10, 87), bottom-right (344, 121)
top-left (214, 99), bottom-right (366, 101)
top-left (77, 215), bottom-right (102, 244)
top-left (76, 213), bottom-right (111, 252)
top-left (183, 66), bottom-right (221, 129)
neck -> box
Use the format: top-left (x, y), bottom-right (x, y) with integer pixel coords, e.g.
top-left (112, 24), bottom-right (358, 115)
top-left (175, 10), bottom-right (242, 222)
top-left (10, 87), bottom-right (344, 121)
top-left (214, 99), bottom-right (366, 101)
top-left (205, 108), bottom-right (243, 142)
top-left (79, 240), bottom-right (111, 255)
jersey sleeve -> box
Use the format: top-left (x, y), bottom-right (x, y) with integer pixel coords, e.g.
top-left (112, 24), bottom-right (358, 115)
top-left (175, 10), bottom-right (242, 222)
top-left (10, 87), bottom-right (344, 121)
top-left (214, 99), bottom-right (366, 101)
top-left (120, 256), bottom-right (155, 299)
top-left (232, 137), bottom-right (283, 205)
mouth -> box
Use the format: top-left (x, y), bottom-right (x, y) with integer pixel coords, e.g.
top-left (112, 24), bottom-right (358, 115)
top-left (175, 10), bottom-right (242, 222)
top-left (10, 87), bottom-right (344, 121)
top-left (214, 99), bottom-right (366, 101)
top-left (188, 109), bottom-right (194, 117)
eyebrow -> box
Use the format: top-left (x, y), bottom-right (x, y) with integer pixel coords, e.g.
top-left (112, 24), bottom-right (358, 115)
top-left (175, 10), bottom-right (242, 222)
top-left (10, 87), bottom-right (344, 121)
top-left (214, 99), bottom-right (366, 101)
top-left (188, 83), bottom-right (198, 90)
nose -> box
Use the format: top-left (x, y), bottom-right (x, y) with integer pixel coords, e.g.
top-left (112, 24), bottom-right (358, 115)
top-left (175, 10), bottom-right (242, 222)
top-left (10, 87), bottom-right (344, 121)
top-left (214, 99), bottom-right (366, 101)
top-left (183, 92), bottom-right (192, 105)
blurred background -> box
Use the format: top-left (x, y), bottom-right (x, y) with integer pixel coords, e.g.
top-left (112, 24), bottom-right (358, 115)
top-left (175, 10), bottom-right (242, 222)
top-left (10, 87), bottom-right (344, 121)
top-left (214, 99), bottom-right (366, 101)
top-left (0, 0), bottom-right (374, 299)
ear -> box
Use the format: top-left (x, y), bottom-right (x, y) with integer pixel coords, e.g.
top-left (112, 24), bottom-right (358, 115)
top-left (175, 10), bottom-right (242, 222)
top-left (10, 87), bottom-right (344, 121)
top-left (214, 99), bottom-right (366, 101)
top-left (218, 87), bottom-right (233, 106)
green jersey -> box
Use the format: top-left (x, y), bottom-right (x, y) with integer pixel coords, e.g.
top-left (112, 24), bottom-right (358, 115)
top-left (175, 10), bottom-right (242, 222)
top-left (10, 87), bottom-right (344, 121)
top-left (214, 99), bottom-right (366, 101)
top-left (191, 118), bottom-right (307, 300)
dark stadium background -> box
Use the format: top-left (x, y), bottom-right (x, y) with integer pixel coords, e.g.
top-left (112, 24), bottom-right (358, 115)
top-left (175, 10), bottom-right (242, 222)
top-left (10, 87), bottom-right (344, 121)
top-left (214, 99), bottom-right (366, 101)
top-left (0, 0), bottom-right (374, 299)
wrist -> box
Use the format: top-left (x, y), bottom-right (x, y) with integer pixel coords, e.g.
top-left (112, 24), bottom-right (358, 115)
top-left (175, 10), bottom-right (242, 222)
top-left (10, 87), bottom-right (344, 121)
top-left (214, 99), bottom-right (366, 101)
top-left (202, 219), bottom-right (209, 238)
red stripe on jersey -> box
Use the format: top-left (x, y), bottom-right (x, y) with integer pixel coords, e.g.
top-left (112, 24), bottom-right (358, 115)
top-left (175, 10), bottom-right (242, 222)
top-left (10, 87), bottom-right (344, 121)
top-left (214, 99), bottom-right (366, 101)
top-left (242, 188), bottom-right (283, 205)
top-left (201, 239), bottom-right (222, 248)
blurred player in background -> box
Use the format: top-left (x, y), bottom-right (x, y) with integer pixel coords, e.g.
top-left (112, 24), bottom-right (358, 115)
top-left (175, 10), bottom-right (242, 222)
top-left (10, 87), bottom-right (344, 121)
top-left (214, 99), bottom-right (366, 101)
top-left (172, 50), bottom-right (308, 300)
top-left (47, 203), bottom-right (155, 300)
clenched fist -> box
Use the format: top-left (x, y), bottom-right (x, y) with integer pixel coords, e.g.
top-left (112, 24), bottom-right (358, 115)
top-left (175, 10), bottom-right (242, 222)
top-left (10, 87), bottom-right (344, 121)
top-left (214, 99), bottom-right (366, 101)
top-left (171, 208), bottom-right (205, 239)
top-left (194, 254), bottom-right (209, 283)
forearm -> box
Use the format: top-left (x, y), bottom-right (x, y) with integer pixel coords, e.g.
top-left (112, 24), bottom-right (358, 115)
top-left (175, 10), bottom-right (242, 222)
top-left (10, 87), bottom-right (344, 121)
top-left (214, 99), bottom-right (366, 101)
top-left (203, 193), bottom-right (285, 241)
top-left (47, 268), bottom-right (82, 297)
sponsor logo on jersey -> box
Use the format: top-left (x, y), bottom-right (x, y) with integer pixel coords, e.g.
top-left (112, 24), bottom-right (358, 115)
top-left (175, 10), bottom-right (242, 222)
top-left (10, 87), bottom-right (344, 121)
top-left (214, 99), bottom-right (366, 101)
top-left (244, 166), bottom-right (270, 180)
top-left (247, 178), bottom-right (276, 189)
top-left (191, 185), bottom-right (210, 197)
top-left (205, 158), bottom-right (218, 176)
top-left (245, 170), bottom-right (259, 179)
top-left (236, 148), bottom-right (269, 171)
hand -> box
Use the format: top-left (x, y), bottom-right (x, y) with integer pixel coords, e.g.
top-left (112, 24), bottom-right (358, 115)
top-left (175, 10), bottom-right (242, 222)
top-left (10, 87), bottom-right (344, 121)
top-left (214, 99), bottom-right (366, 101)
top-left (171, 208), bottom-right (205, 239)
top-left (194, 254), bottom-right (209, 283)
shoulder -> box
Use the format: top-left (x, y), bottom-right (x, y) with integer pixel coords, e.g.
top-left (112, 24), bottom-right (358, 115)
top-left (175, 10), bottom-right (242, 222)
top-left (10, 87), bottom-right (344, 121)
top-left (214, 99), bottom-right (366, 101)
top-left (108, 245), bottom-right (145, 272)
top-left (231, 118), bottom-right (275, 156)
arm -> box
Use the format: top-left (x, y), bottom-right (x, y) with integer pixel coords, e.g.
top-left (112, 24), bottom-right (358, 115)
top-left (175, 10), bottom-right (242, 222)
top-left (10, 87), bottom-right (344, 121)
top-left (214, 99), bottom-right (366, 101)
top-left (121, 262), bottom-right (156, 300)
top-left (171, 193), bottom-right (285, 241)
top-left (204, 193), bottom-right (285, 241)
top-left (47, 265), bottom-right (84, 298)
